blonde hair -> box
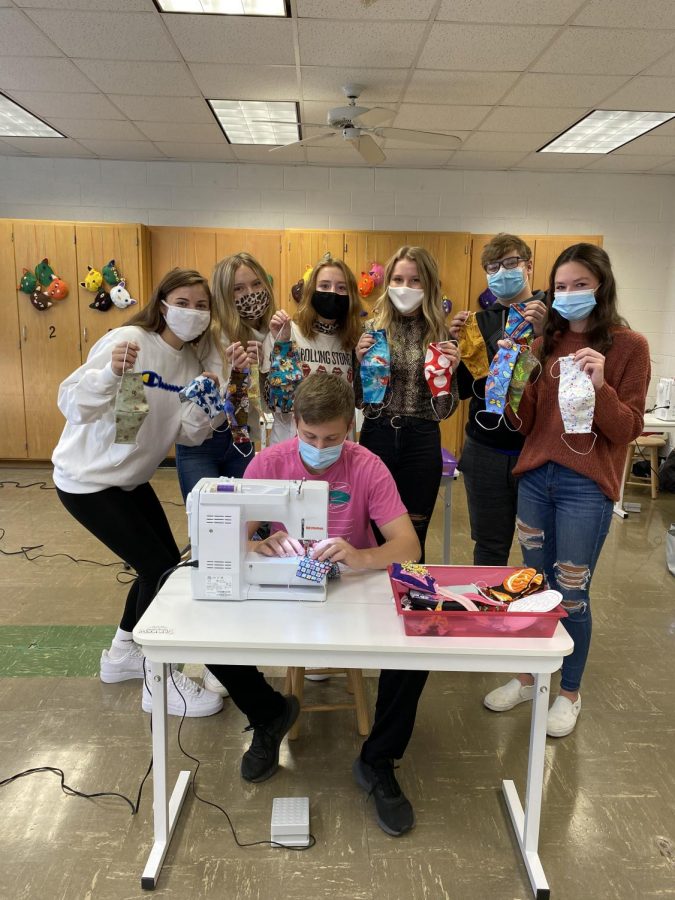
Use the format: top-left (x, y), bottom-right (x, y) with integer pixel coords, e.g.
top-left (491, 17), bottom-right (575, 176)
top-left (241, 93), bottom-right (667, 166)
top-left (372, 246), bottom-right (448, 344)
top-left (209, 252), bottom-right (276, 370)
top-left (294, 255), bottom-right (363, 352)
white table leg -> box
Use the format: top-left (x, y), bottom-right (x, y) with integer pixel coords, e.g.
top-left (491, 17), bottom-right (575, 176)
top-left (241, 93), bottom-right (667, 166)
top-left (141, 662), bottom-right (191, 891)
top-left (502, 671), bottom-right (551, 900)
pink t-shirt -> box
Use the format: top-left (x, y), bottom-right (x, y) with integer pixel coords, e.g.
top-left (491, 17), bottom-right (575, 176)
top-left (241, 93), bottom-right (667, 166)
top-left (244, 438), bottom-right (407, 549)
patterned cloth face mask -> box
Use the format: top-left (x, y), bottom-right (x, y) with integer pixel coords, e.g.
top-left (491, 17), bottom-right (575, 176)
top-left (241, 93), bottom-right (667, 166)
top-left (265, 334), bottom-right (303, 413)
top-left (179, 374), bottom-right (226, 419)
top-left (457, 312), bottom-right (489, 380)
top-left (361, 329), bottom-right (390, 406)
top-left (504, 302), bottom-right (533, 345)
top-left (553, 355), bottom-right (597, 454)
top-left (234, 290), bottom-right (270, 322)
top-left (475, 340), bottom-right (520, 431)
top-left (224, 369), bottom-right (253, 454)
top-left (114, 346), bottom-right (149, 446)
top-left (424, 341), bottom-right (456, 420)
top-left (508, 346), bottom-right (540, 416)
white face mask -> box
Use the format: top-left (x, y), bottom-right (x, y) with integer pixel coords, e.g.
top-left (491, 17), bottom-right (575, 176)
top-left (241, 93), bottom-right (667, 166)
top-left (162, 303), bottom-right (210, 343)
top-left (388, 286), bottom-right (424, 314)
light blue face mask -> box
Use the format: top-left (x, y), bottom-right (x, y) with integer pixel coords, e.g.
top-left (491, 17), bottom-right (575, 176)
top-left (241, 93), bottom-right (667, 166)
top-left (487, 266), bottom-right (525, 301)
top-left (298, 437), bottom-right (344, 470)
top-left (552, 289), bottom-right (597, 322)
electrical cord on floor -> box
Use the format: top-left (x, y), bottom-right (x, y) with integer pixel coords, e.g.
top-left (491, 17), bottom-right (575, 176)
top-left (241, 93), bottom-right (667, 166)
top-left (0, 527), bottom-right (128, 568)
top-left (0, 480), bottom-right (55, 490)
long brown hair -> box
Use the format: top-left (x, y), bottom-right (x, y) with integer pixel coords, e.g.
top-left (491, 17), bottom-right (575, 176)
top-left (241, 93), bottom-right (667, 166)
top-left (372, 245), bottom-right (448, 344)
top-left (125, 267), bottom-right (211, 343)
top-left (541, 243), bottom-right (629, 366)
top-left (209, 252), bottom-right (276, 369)
top-left (295, 256), bottom-right (362, 352)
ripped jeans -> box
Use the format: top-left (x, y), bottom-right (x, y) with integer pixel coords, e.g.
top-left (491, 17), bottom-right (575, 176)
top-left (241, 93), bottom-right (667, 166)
top-left (516, 463), bottom-right (613, 693)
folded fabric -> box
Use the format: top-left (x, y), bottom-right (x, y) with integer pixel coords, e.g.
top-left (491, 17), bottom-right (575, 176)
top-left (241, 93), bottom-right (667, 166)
top-left (296, 555), bottom-right (332, 583)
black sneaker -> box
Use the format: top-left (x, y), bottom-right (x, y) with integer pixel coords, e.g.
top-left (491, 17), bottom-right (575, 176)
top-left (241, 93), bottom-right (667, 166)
top-left (352, 756), bottom-right (415, 836)
top-left (240, 695), bottom-right (300, 783)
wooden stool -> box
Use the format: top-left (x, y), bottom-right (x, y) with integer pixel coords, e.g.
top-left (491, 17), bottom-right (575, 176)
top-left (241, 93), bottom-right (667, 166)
top-left (283, 667), bottom-right (370, 740)
top-left (623, 434), bottom-right (666, 500)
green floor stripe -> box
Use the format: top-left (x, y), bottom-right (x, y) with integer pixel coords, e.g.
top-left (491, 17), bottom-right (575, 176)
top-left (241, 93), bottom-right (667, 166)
top-left (0, 625), bottom-right (115, 677)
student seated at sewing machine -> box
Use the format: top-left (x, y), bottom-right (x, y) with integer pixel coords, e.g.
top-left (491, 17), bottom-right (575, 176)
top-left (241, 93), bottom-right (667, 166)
top-left (205, 373), bottom-right (425, 837)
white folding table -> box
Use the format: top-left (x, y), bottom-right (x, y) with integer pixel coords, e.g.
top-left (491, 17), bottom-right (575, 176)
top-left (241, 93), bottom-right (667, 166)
top-left (134, 568), bottom-right (572, 898)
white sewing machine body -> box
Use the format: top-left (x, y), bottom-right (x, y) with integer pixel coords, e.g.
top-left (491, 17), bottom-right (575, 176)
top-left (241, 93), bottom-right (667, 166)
top-left (187, 477), bottom-right (329, 602)
top-left (654, 377), bottom-right (675, 422)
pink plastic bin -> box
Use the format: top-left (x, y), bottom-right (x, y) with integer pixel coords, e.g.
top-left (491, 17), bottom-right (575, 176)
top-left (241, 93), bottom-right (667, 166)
top-left (389, 565), bottom-right (567, 638)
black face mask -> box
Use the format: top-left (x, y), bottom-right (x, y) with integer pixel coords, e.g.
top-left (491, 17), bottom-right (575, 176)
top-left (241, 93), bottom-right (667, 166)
top-left (311, 290), bottom-right (349, 320)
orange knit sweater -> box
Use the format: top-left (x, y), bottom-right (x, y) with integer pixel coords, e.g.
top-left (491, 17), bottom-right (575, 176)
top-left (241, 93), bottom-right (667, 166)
top-left (511, 328), bottom-right (651, 501)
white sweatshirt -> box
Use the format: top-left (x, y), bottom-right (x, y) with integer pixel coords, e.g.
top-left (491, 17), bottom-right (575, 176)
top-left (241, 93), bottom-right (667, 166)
top-left (52, 325), bottom-right (219, 494)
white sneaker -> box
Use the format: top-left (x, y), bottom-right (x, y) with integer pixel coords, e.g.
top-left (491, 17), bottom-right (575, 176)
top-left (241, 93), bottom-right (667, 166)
top-left (203, 667), bottom-right (229, 697)
top-left (546, 694), bottom-right (581, 737)
top-left (100, 642), bottom-right (144, 683)
top-left (484, 678), bottom-right (535, 712)
top-left (142, 666), bottom-right (223, 718)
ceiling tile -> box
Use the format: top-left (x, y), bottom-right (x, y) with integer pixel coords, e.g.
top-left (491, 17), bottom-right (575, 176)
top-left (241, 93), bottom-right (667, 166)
top-left (74, 60), bottom-right (197, 96)
top-left (404, 70), bottom-right (521, 106)
top-left (108, 95), bottom-right (213, 123)
top-left (9, 91), bottom-right (126, 120)
top-left (513, 152), bottom-right (602, 170)
top-left (48, 118), bottom-right (145, 140)
top-left (300, 68), bottom-right (407, 103)
top-left (232, 145), bottom-right (288, 162)
top-left (189, 64), bottom-right (298, 100)
top-left (300, 100), bottom-right (396, 128)
top-left (305, 148), bottom-right (377, 166)
top-left (1, 136), bottom-right (94, 156)
top-left (0, 140), bottom-right (30, 156)
top-left (448, 150), bottom-right (529, 169)
top-left (135, 122), bottom-right (226, 143)
top-left (0, 9), bottom-right (63, 56)
top-left (584, 154), bottom-right (674, 172)
top-left (383, 132), bottom-right (471, 151)
top-left (600, 77), bottom-right (675, 113)
top-left (379, 149), bottom-right (456, 168)
top-left (479, 106), bottom-right (587, 133)
top-left (649, 160), bottom-right (675, 173)
top-left (502, 73), bottom-right (628, 107)
top-left (24, 10), bottom-right (179, 61)
top-left (298, 20), bottom-right (426, 68)
top-left (77, 138), bottom-right (165, 158)
top-left (393, 104), bottom-right (490, 132)
top-left (297, 0), bottom-right (436, 18)
top-left (164, 14), bottom-right (295, 65)
top-left (153, 141), bottom-right (236, 161)
top-left (0, 57), bottom-right (97, 92)
top-left (614, 133), bottom-right (675, 155)
top-left (438, 0), bottom-right (581, 24)
top-left (460, 131), bottom-right (556, 152)
top-left (15, 0), bottom-right (155, 8)
top-left (418, 23), bottom-right (557, 71)
top-left (644, 50), bottom-right (675, 77)
top-left (573, 0), bottom-right (675, 29)
top-left (533, 28), bottom-right (675, 76)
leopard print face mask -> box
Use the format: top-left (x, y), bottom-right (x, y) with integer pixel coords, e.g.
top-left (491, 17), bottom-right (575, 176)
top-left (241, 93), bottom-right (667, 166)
top-left (234, 289), bottom-right (270, 322)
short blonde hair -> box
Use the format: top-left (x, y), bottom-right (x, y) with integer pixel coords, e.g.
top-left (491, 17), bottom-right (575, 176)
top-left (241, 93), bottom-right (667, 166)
top-left (293, 373), bottom-right (355, 426)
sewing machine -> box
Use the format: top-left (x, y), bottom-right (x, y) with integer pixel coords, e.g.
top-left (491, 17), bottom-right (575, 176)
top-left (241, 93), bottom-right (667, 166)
top-left (187, 477), bottom-right (329, 602)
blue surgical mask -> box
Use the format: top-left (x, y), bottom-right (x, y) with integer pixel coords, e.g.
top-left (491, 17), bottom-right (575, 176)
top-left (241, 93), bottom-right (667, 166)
top-left (298, 437), bottom-right (344, 470)
top-left (552, 289), bottom-right (597, 322)
top-left (486, 266), bottom-right (526, 301)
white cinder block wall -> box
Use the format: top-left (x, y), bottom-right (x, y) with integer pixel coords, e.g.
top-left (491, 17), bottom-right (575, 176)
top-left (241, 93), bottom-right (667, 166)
top-left (1, 156), bottom-right (673, 395)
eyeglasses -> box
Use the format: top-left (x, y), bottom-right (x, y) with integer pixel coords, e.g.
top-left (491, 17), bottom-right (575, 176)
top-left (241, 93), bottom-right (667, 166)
top-left (484, 256), bottom-right (527, 275)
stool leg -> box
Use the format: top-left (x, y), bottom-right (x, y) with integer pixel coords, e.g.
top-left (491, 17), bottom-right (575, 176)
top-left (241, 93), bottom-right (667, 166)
top-left (288, 667), bottom-right (304, 741)
top-left (623, 443), bottom-right (634, 490)
top-left (650, 447), bottom-right (658, 500)
top-left (348, 669), bottom-right (370, 737)
top-left (283, 667), bottom-right (293, 695)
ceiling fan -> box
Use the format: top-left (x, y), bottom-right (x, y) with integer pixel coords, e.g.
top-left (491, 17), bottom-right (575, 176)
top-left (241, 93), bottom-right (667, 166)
top-left (266, 84), bottom-right (461, 164)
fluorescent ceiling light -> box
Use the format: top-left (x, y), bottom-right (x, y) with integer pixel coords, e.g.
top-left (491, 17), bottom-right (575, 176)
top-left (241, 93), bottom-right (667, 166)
top-left (539, 109), bottom-right (675, 154)
top-left (156, 0), bottom-right (288, 14)
top-left (0, 93), bottom-right (64, 138)
top-left (208, 100), bottom-right (299, 145)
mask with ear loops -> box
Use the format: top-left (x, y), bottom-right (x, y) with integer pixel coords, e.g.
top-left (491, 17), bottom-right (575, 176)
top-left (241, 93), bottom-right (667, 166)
top-left (551, 355), bottom-right (597, 455)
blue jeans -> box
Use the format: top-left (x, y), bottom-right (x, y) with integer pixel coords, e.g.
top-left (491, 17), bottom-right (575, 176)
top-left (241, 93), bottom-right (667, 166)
top-left (175, 428), bottom-right (254, 501)
top-left (516, 463), bottom-right (613, 693)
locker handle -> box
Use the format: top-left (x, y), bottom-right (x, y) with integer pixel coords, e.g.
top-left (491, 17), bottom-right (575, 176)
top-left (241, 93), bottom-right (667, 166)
top-left (22, 326), bottom-right (27, 342)
top-left (83, 327), bottom-right (88, 343)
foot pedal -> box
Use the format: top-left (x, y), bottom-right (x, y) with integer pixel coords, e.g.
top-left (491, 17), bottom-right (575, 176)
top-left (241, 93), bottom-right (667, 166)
top-left (271, 797), bottom-right (310, 847)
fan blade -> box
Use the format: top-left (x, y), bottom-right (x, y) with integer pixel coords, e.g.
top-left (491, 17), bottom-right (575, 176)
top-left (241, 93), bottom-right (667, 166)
top-left (352, 106), bottom-right (395, 128)
top-left (375, 127), bottom-right (461, 149)
top-left (268, 131), bottom-right (338, 153)
top-left (351, 133), bottom-right (385, 164)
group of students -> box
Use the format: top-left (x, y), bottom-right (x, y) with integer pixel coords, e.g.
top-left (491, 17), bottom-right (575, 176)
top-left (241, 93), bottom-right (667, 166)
top-left (51, 233), bottom-right (650, 838)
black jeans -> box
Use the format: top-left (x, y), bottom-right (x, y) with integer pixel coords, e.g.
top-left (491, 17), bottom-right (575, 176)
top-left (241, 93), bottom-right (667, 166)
top-left (56, 483), bottom-right (180, 631)
top-left (459, 435), bottom-right (520, 566)
top-left (359, 416), bottom-right (442, 563)
top-left (206, 664), bottom-right (428, 763)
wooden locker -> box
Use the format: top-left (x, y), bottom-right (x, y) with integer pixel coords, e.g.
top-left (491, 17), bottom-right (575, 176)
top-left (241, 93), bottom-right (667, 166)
top-left (76, 223), bottom-right (146, 357)
top-left (0, 221), bottom-right (28, 458)
top-left (531, 235), bottom-right (603, 294)
top-left (13, 221), bottom-right (81, 460)
top-left (282, 230), bottom-right (346, 312)
top-left (214, 229), bottom-right (283, 310)
top-left (149, 227), bottom-right (217, 287)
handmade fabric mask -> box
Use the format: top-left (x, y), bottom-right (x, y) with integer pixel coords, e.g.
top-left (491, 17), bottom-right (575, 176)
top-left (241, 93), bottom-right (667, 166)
top-left (162, 302), bottom-right (208, 342)
top-left (248, 361), bottom-right (261, 408)
top-left (508, 346), bottom-right (540, 415)
top-left (361, 329), bottom-right (390, 405)
top-left (312, 319), bottom-right (339, 335)
top-left (114, 372), bottom-right (149, 445)
top-left (505, 302), bottom-right (533, 345)
top-left (225, 369), bottom-right (252, 449)
top-left (296, 554), bottom-right (332, 584)
top-left (457, 312), bottom-right (489, 381)
top-left (179, 374), bottom-right (225, 419)
top-left (483, 341), bottom-right (519, 416)
top-left (424, 343), bottom-right (454, 398)
top-left (234, 290), bottom-right (270, 321)
top-left (265, 339), bottom-right (303, 413)
top-left (556, 355), bottom-right (596, 453)
top-left (311, 291), bottom-right (349, 320)
top-left (388, 286), bottom-right (424, 314)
